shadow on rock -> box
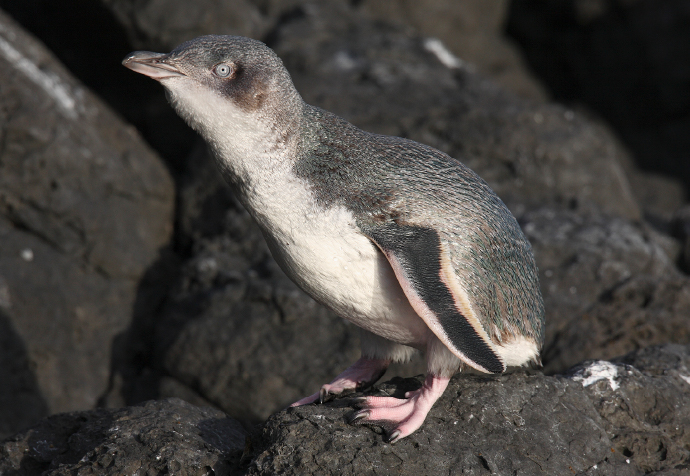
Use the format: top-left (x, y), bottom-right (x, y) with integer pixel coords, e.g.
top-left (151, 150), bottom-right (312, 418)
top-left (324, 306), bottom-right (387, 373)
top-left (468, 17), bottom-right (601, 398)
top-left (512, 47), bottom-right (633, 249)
top-left (0, 310), bottom-right (49, 440)
top-left (97, 242), bottom-right (182, 409)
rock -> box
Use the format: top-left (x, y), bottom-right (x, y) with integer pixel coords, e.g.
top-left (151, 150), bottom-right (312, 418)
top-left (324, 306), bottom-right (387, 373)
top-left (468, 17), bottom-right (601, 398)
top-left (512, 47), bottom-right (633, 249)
top-left (0, 311), bottom-right (48, 442)
top-left (6, 345), bottom-right (687, 475)
top-left (243, 344), bottom-right (690, 475)
top-left (0, 9), bottom-right (174, 437)
top-left (249, 374), bottom-right (635, 475)
top-left (672, 205), bottom-right (690, 273)
top-left (99, 0), bottom-right (272, 51)
top-left (97, 0), bottom-right (548, 102)
top-left (522, 207), bottom-right (690, 373)
top-left (604, 345), bottom-right (690, 473)
top-left (0, 398), bottom-right (247, 475)
top-left (357, 0), bottom-right (548, 102)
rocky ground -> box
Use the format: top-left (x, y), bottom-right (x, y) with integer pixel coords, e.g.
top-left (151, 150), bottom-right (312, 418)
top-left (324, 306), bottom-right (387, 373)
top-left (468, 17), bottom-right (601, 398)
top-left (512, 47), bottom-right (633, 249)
top-left (0, 0), bottom-right (689, 474)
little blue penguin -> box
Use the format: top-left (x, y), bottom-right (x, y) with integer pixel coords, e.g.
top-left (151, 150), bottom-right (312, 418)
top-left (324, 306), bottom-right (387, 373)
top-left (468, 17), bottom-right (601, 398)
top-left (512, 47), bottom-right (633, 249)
top-left (123, 35), bottom-right (544, 443)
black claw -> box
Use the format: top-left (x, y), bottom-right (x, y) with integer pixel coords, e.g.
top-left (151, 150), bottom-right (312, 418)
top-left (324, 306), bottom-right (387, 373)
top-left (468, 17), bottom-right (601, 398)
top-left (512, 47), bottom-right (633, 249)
top-left (348, 409), bottom-right (369, 424)
top-left (385, 429), bottom-right (401, 444)
top-left (351, 396), bottom-right (368, 408)
top-left (319, 387), bottom-right (328, 404)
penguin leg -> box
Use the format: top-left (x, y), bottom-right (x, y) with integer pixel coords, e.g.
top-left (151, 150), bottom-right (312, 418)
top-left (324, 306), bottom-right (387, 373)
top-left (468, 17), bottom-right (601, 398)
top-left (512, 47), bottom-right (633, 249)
top-left (290, 331), bottom-right (413, 407)
top-left (350, 374), bottom-right (449, 443)
top-left (290, 357), bottom-right (390, 406)
top-left (348, 337), bottom-right (459, 443)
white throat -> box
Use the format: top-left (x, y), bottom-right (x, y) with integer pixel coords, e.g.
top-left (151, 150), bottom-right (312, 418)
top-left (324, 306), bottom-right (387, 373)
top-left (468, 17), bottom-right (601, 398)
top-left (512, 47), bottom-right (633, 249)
top-left (163, 77), bottom-right (302, 224)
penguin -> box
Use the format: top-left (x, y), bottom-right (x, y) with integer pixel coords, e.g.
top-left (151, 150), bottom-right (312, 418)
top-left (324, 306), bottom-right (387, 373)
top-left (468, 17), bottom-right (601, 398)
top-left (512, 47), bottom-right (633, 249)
top-left (123, 35), bottom-right (544, 443)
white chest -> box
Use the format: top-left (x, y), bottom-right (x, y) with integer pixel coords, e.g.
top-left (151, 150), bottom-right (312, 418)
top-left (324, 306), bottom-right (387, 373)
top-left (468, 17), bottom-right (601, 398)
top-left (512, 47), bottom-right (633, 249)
top-left (245, 173), bottom-right (427, 346)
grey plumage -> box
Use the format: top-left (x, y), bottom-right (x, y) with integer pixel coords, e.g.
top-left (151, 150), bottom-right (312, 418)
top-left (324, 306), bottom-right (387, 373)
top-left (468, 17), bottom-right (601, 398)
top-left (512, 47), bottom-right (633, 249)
top-left (295, 106), bottom-right (544, 347)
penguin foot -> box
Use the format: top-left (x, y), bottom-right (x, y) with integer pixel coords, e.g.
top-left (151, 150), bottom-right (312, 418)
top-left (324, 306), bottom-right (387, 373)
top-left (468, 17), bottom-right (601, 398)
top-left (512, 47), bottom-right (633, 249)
top-left (348, 374), bottom-right (450, 443)
top-left (290, 357), bottom-right (390, 407)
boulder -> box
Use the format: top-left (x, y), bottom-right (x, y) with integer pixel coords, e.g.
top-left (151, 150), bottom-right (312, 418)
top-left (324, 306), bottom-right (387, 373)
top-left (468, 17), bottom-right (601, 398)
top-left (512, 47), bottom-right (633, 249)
top-left (522, 207), bottom-right (690, 373)
top-left (0, 9), bottom-right (174, 438)
top-left (245, 344), bottom-right (690, 475)
top-left (0, 398), bottom-right (246, 475)
top-left (357, 0), bottom-right (547, 102)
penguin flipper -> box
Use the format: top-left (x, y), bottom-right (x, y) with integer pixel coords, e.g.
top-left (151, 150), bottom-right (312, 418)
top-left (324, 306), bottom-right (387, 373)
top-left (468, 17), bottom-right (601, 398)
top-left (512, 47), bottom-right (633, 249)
top-left (365, 223), bottom-right (505, 374)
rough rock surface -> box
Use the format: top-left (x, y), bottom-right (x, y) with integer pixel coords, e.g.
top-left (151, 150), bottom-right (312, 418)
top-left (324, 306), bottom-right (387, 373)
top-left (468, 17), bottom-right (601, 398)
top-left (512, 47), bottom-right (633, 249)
top-left (0, 398), bottom-right (247, 476)
top-left (358, 0), bottom-right (548, 102)
top-left (522, 207), bottom-right (690, 373)
top-left (245, 344), bottom-right (690, 475)
top-left (2, 345), bottom-right (688, 475)
top-left (0, 9), bottom-right (174, 438)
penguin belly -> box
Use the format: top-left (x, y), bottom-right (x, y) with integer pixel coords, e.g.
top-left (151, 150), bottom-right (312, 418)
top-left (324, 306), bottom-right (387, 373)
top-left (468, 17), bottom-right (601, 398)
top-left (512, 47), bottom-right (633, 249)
top-left (259, 204), bottom-right (429, 348)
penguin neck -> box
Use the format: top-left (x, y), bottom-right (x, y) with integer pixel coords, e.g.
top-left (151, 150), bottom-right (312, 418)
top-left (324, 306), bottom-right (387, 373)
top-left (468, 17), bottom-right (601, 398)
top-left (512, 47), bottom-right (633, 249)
top-left (197, 88), bottom-right (307, 224)
top-left (210, 102), bottom-right (302, 186)
top-left (168, 81), bottom-right (303, 194)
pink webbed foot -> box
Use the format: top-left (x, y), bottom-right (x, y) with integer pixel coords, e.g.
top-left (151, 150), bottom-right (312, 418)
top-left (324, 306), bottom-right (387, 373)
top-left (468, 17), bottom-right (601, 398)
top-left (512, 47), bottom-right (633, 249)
top-left (349, 374), bottom-right (450, 443)
top-left (290, 357), bottom-right (390, 407)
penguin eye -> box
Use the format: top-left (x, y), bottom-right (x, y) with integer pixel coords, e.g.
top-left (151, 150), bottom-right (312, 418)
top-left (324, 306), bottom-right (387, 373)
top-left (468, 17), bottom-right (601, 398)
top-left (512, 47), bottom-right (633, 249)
top-left (213, 63), bottom-right (233, 78)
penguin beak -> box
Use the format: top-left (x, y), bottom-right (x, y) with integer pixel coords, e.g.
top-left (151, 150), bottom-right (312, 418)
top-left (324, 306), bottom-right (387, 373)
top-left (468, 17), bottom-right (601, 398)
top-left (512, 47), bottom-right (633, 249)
top-left (122, 51), bottom-right (185, 80)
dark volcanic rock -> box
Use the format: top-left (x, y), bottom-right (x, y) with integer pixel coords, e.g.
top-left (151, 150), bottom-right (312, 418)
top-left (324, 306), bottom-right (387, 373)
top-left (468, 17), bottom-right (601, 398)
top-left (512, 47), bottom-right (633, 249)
top-left (0, 9), bottom-right (174, 437)
top-left (358, 0), bottom-right (548, 102)
top-left (3, 345), bottom-right (688, 475)
top-left (250, 373), bottom-right (633, 475)
top-left (522, 207), bottom-right (690, 373)
top-left (0, 398), bottom-right (246, 476)
top-left (243, 344), bottom-right (690, 475)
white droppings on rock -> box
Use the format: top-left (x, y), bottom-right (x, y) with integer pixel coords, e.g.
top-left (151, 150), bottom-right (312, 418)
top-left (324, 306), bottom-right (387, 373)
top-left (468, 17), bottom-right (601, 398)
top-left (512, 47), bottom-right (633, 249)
top-left (0, 32), bottom-right (78, 119)
top-left (423, 38), bottom-right (465, 69)
top-left (571, 361), bottom-right (620, 391)
top-left (197, 256), bottom-right (217, 273)
top-left (333, 50), bottom-right (358, 71)
top-left (21, 248), bottom-right (34, 262)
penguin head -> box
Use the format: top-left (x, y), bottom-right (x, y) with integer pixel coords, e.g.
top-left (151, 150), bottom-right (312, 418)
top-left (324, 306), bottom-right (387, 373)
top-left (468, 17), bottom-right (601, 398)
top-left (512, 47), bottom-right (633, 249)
top-left (123, 35), bottom-right (302, 144)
